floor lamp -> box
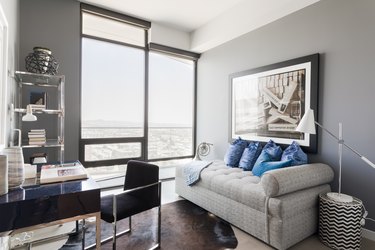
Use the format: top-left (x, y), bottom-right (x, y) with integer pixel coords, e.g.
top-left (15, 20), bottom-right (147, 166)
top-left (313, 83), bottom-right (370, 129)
top-left (296, 108), bottom-right (375, 202)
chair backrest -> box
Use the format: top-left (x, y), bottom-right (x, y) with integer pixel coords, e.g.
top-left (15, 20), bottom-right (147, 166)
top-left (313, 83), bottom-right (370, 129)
top-left (124, 160), bottom-right (160, 208)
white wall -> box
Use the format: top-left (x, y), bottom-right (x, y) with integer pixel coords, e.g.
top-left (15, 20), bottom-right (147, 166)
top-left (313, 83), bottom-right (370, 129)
top-left (190, 0), bottom-right (320, 53)
top-left (0, 0), bottom-right (19, 147)
top-left (150, 22), bottom-right (190, 50)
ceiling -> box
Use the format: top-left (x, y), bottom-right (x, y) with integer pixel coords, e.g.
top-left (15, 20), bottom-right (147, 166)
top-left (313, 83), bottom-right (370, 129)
top-left (80, 0), bottom-right (320, 52)
top-left (80, 0), bottom-right (245, 32)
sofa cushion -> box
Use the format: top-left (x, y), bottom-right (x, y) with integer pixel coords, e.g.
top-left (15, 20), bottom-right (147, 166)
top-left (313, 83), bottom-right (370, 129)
top-left (239, 141), bottom-right (262, 171)
top-left (224, 137), bottom-right (248, 167)
top-left (179, 161), bottom-right (267, 212)
top-left (281, 141), bottom-right (308, 166)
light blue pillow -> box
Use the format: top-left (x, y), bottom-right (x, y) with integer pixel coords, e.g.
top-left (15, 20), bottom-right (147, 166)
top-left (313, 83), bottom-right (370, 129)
top-left (281, 141), bottom-right (308, 166)
top-left (224, 137), bottom-right (248, 167)
top-left (239, 141), bottom-right (262, 171)
top-left (252, 158), bottom-right (292, 177)
top-left (253, 140), bottom-right (282, 168)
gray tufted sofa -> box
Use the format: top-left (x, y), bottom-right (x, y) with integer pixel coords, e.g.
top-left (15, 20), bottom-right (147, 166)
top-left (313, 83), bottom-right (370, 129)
top-left (175, 160), bottom-right (334, 250)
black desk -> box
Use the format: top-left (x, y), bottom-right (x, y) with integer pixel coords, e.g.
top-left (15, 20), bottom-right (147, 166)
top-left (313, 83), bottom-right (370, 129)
top-left (0, 175), bottom-right (101, 249)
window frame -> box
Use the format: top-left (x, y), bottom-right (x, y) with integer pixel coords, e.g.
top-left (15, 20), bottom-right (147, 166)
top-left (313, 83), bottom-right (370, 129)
top-left (147, 43), bottom-right (200, 163)
top-left (79, 4), bottom-right (200, 167)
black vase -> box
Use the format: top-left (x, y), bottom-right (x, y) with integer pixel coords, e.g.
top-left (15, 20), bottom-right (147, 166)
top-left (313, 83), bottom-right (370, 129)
top-left (25, 47), bottom-right (59, 75)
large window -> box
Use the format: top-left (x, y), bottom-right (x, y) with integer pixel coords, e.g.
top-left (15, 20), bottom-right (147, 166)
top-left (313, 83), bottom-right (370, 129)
top-left (80, 4), bottom-right (199, 167)
top-left (148, 51), bottom-right (195, 159)
top-left (81, 38), bottom-right (145, 140)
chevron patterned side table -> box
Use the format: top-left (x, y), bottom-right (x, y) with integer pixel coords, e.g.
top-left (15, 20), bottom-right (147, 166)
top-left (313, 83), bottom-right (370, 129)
top-left (319, 193), bottom-right (363, 250)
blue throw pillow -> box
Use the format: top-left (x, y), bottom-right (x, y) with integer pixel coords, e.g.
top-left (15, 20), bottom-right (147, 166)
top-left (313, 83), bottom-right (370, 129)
top-left (281, 141), bottom-right (308, 166)
top-left (262, 140), bottom-right (283, 157)
top-left (252, 158), bottom-right (292, 177)
top-left (224, 137), bottom-right (248, 167)
top-left (239, 141), bottom-right (262, 171)
top-left (253, 140), bottom-right (282, 168)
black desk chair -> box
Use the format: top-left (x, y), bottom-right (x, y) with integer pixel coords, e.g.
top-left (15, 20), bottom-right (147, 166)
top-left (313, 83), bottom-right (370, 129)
top-left (99, 160), bottom-right (161, 249)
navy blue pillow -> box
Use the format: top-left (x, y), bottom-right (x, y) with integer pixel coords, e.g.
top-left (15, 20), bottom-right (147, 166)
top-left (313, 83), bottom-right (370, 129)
top-left (239, 141), bottom-right (262, 171)
top-left (281, 141), bottom-right (308, 166)
top-left (224, 137), bottom-right (248, 167)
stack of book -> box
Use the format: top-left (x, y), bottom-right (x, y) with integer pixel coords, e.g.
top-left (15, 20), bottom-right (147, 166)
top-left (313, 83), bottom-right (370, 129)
top-left (28, 129), bottom-right (46, 145)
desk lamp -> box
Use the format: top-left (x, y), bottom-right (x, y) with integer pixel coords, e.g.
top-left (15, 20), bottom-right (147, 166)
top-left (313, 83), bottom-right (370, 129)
top-left (22, 104), bottom-right (37, 121)
top-left (296, 108), bottom-right (375, 202)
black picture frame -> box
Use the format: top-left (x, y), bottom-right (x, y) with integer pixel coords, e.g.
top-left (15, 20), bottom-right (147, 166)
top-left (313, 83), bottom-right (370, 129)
top-left (229, 54), bottom-right (319, 153)
top-left (29, 91), bottom-right (47, 110)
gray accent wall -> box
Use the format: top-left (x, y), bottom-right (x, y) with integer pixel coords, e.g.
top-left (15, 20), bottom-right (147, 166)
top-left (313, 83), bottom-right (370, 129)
top-left (20, 0), bottom-right (80, 161)
top-left (198, 0), bottom-right (375, 230)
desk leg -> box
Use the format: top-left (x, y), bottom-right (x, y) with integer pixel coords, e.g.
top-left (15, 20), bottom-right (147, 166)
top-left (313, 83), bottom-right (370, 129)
top-left (96, 212), bottom-right (101, 250)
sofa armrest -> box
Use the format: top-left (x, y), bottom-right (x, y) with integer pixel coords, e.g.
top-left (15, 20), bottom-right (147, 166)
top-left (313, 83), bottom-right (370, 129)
top-left (261, 163), bottom-right (334, 197)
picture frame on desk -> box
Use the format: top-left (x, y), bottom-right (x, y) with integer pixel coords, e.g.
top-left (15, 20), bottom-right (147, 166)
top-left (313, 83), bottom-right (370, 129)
top-left (229, 54), bottom-right (319, 153)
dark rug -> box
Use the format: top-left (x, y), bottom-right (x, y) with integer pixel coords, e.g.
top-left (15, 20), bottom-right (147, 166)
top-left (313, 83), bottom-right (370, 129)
top-left (61, 199), bottom-right (238, 250)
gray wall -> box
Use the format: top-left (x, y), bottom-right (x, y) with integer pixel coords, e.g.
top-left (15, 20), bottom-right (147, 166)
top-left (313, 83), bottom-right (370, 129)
top-left (198, 0), bottom-right (375, 231)
top-left (20, 0), bottom-right (80, 161)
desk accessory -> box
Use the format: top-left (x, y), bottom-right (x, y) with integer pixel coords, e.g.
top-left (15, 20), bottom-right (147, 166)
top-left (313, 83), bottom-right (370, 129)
top-left (40, 162), bottom-right (87, 184)
top-left (296, 108), bottom-right (375, 202)
top-left (0, 155), bottom-right (8, 195)
top-left (2, 129), bottom-right (25, 189)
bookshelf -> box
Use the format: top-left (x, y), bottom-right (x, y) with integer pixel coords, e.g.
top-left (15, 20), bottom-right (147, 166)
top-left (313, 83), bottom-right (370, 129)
top-left (12, 71), bottom-right (65, 163)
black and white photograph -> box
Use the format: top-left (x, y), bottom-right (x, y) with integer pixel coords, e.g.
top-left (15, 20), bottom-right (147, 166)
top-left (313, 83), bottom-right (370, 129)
top-left (229, 54), bottom-right (319, 152)
top-left (29, 91), bottom-right (47, 110)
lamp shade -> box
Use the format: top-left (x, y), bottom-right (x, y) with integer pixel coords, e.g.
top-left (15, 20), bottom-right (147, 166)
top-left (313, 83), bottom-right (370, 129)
top-left (296, 108), bottom-right (316, 134)
top-left (22, 105), bottom-right (37, 122)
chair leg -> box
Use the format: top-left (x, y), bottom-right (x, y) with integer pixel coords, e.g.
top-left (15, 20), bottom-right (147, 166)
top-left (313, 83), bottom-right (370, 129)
top-left (158, 205), bottom-right (161, 246)
top-left (82, 219), bottom-right (86, 250)
top-left (85, 228), bottom-right (131, 250)
top-left (148, 206), bottom-right (162, 250)
top-left (112, 220), bottom-right (117, 250)
top-left (129, 216), bottom-right (132, 232)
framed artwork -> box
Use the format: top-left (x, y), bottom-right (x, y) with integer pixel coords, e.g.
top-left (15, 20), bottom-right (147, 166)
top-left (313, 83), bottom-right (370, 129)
top-left (229, 54), bottom-right (319, 153)
top-left (30, 91), bottom-right (47, 110)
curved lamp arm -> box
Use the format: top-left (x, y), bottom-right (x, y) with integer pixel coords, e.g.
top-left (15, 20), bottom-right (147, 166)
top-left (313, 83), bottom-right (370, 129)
top-left (296, 108), bottom-right (375, 169)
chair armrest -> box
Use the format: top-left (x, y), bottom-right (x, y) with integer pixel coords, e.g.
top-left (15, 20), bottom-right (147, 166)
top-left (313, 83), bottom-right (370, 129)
top-left (112, 181), bottom-right (162, 220)
top-left (114, 181), bottom-right (162, 197)
top-left (261, 163), bottom-right (334, 197)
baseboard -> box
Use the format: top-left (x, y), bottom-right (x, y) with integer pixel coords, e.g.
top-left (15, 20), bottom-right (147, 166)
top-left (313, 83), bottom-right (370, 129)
top-left (363, 228), bottom-right (375, 241)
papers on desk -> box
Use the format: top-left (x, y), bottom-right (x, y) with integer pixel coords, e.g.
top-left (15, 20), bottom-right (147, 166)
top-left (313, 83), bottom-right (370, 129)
top-left (40, 162), bottom-right (88, 184)
top-left (24, 164), bottom-right (37, 179)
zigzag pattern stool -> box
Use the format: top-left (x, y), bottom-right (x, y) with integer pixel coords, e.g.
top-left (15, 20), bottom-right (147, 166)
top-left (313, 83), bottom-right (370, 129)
top-left (319, 193), bottom-right (362, 250)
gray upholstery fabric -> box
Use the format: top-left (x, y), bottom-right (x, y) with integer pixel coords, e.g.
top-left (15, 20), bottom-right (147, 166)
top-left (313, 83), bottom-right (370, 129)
top-left (175, 161), bottom-right (333, 250)
top-left (261, 163), bottom-right (334, 197)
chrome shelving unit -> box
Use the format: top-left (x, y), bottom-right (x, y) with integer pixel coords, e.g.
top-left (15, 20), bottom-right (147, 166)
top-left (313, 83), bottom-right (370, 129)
top-left (12, 71), bottom-right (65, 163)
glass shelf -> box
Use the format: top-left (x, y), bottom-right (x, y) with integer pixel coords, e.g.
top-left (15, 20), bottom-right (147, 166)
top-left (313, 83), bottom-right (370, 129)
top-left (14, 71), bottom-right (64, 87)
top-left (21, 139), bottom-right (64, 148)
top-left (14, 108), bottom-right (63, 115)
